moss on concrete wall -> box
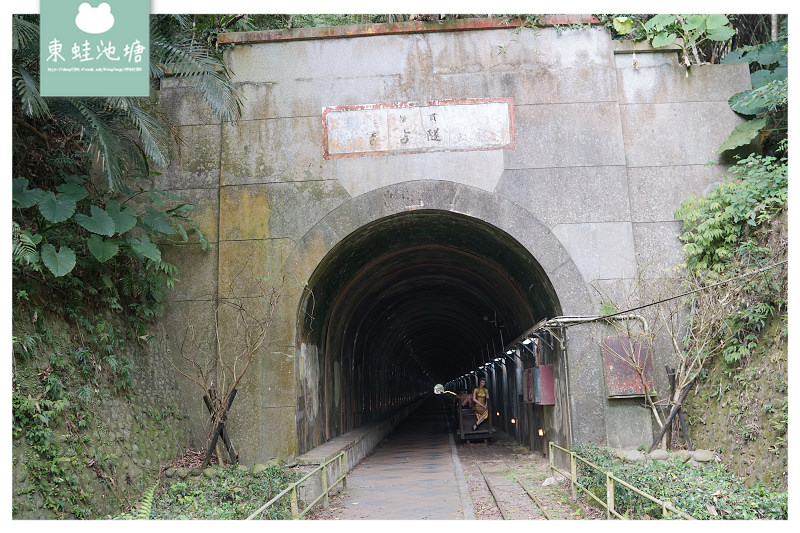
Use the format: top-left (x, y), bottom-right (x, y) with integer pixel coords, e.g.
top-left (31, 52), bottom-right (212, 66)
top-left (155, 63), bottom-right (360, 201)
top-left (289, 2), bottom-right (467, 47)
top-left (683, 313), bottom-right (788, 491)
top-left (12, 310), bottom-right (194, 519)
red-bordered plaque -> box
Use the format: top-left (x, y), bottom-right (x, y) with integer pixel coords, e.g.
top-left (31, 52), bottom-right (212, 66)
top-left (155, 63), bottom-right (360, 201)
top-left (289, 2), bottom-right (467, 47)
top-left (322, 97), bottom-right (515, 160)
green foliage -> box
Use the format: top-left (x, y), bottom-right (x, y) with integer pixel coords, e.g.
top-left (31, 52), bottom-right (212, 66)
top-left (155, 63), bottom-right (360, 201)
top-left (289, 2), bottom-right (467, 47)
top-left (572, 444), bottom-right (787, 519)
top-left (12, 374), bottom-right (93, 518)
top-left (145, 466), bottom-right (299, 519)
top-left (675, 148), bottom-right (786, 274)
top-left (12, 14), bottom-right (242, 193)
top-left (675, 143), bottom-right (787, 370)
top-left (610, 14), bottom-right (735, 67)
top-left (719, 35), bottom-right (787, 155)
top-left (136, 482), bottom-right (159, 519)
top-left (117, 482), bottom-right (160, 520)
top-left (12, 173), bottom-right (204, 281)
top-left (599, 301), bottom-right (618, 316)
top-left (716, 117), bottom-right (767, 153)
top-left (11, 302), bottom-right (179, 518)
top-left (11, 15), bottom-right (223, 519)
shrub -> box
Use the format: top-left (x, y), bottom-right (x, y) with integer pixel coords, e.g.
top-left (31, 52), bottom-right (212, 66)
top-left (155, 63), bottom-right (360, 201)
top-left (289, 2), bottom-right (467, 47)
top-left (572, 444), bottom-right (787, 519)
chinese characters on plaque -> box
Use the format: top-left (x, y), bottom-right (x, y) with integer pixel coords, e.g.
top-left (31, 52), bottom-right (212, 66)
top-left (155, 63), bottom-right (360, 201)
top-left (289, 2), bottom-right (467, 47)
top-left (323, 98), bottom-right (514, 159)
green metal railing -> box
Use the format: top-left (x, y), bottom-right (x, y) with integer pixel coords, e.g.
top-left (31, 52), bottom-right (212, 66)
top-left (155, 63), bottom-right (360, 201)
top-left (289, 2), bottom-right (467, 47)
top-left (549, 442), bottom-right (694, 520)
top-left (246, 451), bottom-right (347, 520)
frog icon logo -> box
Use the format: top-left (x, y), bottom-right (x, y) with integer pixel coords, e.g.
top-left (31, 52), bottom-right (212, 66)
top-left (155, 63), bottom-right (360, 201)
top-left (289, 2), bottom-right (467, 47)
top-left (75, 2), bottom-right (115, 34)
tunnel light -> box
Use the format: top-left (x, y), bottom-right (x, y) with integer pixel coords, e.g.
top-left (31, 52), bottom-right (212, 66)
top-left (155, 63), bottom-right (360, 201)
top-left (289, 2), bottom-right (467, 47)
top-left (522, 338), bottom-right (532, 345)
top-left (494, 357), bottom-right (502, 362)
top-left (506, 349), bottom-right (513, 355)
top-left (511, 418), bottom-right (516, 424)
top-left (538, 428), bottom-right (544, 436)
top-left (496, 411), bottom-right (500, 416)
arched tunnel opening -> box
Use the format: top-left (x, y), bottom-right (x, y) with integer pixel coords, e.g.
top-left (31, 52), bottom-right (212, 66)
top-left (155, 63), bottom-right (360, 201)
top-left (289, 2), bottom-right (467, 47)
top-left (296, 209), bottom-right (564, 453)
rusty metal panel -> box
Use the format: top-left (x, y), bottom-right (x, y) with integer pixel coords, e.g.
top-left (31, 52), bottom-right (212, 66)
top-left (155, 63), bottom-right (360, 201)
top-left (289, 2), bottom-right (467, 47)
top-left (534, 365), bottom-right (555, 405)
top-left (523, 368), bottom-right (535, 403)
top-left (601, 335), bottom-right (655, 397)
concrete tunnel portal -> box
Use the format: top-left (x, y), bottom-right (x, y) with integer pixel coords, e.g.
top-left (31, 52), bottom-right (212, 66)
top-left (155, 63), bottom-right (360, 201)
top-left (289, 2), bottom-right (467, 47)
top-left (296, 209), bottom-right (563, 452)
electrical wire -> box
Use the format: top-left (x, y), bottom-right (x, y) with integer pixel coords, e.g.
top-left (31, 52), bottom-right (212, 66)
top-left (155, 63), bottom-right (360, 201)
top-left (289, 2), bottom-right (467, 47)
top-left (567, 259), bottom-right (789, 327)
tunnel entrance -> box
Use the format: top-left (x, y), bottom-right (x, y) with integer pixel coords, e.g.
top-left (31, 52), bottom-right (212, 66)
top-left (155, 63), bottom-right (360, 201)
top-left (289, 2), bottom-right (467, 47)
top-left (296, 209), bottom-right (562, 451)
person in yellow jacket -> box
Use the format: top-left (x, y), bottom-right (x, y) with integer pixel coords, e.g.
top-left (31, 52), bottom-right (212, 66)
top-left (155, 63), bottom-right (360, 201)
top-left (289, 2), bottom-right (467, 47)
top-left (472, 378), bottom-right (489, 430)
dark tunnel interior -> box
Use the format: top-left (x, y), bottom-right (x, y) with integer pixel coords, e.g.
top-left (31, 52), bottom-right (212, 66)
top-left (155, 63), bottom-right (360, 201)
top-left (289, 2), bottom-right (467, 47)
top-left (297, 209), bottom-right (562, 444)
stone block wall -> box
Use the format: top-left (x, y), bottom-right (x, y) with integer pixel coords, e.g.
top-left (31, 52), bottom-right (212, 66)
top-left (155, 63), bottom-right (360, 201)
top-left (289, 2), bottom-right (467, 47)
top-left (12, 328), bottom-right (193, 519)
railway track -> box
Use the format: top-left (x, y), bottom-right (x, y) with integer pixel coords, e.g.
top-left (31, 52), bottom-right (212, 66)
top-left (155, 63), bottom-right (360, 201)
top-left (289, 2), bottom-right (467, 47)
top-left (463, 441), bottom-right (551, 520)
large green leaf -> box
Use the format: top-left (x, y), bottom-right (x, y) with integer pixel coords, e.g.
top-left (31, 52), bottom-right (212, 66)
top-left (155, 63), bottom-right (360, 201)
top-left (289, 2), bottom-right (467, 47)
top-left (749, 40), bottom-right (785, 66)
top-left (38, 192), bottom-right (77, 223)
top-left (12, 223), bottom-right (41, 265)
top-left (728, 90), bottom-right (768, 116)
top-left (74, 205), bottom-right (116, 236)
top-left (683, 15), bottom-right (707, 32)
top-left (12, 177), bottom-right (45, 208)
top-left (128, 235), bottom-right (162, 263)
top-left (705, 14), bottom-right (730, 30)
top-left (40, 243), bottom-right (76, 277)
top-left (150, 30), bottom-right (243, 124)
top-left (721, 48), bottom-right (749, 64)
top-left (56, 182), bottom-right (89, 203)
top-left (104, 98), bottom-right (171, 168)
top-left (13, 65), bottom-right (50, 120)
top-left (644, 14), bottom-right (676, 32)
top-left (750, 69), bottom-right (772, 89)
top-left (140, 206), bottom-right (176, 234)
top-left (149, 188), bottom-right (183, 208)
top-left (717, 117), bottom-right (767, 154)
top-left (87, 235), bottom-right (120, 262)
top-left (707, 26), bottom-right (735, 42)
top-left (105, 200), bottom-right (138, 234)
top-left (612, 17), bottom-right (633, 35)
top-left (652, 31), bottom-right (678, 48)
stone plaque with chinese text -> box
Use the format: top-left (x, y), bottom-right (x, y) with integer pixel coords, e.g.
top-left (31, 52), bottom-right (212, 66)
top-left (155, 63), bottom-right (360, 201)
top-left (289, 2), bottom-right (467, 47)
top-left (322, 98), bottom-right (515, 159)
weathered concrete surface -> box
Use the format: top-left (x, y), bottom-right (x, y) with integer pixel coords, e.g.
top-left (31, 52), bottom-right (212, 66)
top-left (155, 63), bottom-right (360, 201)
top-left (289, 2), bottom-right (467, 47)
top-left (496, 166), bottom-right (630, 227)
top-left (336, 149), bottom-right (505, 196)
top-left (552, 222), bottom-right (638, 282)
top-left (605, 398), bottom-right (654, 448)
top-left (155, 21), bottom-right (752, 464)
top-left (627, 164), bottom-right (729, 223)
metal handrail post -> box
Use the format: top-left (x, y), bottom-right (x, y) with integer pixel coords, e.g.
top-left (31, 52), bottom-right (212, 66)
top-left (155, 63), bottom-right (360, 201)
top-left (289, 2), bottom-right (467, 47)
top-left (321, 463), bottom-right (329, 509)
top-left (341, 453), bottom-right (347, 489)
top-left (290, 487), bottom-right (299, 518)
top-left (570, 452), bottom-right (578, 500)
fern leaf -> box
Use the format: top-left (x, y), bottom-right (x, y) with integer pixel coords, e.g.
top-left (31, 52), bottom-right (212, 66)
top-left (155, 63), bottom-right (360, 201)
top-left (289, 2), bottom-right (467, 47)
top-left (136, 481), bottom-right (159, 519)
top-left (105, 97), bottom-right (171, 168)
top-left (66, 99), bottom-right (130, 192)
top-left (150, 31), bottom-right (242, 124)
top-left (13, 65), bottom-right (50, 119)
top-left (12, 15), bottom-right (39, 51)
